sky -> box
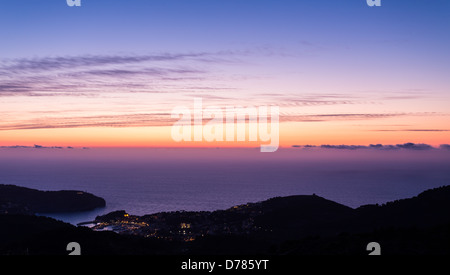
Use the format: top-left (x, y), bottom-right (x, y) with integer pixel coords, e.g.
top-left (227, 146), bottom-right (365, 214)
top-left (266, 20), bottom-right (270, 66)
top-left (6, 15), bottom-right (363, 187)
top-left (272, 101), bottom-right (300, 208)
top-left (0, 0), bottom-right (449, 148)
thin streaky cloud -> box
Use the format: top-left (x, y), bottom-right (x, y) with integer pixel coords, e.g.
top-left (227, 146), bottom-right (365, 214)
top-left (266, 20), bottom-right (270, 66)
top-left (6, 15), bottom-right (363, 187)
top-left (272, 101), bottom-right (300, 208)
top-left (279, 113), bottom-right (407, 122)
top-left (0, 111), bottom-right (441, 131)
top-left (0, 52), bottom-right (242, 98)
top-left (0, 113), bottom-right (178, 131)
top-left (0, 53), bottom-right (213, 73)
top-left (372, 129), bottom-right (450, 132)
top-left (292, 143), bottom-right (438, 151)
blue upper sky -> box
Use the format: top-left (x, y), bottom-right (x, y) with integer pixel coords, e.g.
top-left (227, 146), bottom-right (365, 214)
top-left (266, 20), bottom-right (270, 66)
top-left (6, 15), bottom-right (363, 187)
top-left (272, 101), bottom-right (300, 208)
top-left (1, 0), bottom-right (449, 57)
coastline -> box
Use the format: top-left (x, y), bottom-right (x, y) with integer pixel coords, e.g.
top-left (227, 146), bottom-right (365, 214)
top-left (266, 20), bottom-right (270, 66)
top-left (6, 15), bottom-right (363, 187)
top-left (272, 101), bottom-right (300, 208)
top-left (2, 185), bottom-right (450, 255)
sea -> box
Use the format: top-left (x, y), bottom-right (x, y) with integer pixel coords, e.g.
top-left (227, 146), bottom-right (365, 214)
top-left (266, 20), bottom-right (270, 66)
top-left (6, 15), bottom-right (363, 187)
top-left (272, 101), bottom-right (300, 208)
top-left (1, 147), bottom-right (449, 225)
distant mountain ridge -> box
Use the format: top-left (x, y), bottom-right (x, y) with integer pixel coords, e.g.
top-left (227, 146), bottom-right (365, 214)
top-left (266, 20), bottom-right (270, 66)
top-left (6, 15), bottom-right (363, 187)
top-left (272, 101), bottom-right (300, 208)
top-left (0, 184), bottom-right (106, 214)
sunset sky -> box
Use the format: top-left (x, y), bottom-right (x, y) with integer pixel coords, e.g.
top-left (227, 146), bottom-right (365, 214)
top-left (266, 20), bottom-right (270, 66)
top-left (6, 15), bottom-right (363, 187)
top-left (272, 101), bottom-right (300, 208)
top-left (0, 0), bottom-right (449, 148)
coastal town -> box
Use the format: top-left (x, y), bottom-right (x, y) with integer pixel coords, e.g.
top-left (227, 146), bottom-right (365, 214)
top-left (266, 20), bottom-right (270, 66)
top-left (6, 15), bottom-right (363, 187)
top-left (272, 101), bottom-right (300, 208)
top-left (83, 202), bottom-right (269, 242)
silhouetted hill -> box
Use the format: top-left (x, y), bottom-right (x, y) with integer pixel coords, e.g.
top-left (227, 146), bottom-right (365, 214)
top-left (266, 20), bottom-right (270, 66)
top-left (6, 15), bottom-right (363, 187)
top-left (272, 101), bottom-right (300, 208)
top-left (252, 195), bottom-right (354, 239)
top-left (275, 223), bottom-right (450, 255)
top-left (0, 215), bottom-right (182, 255)
top-left (354, 185), bottom-right (450, 231)
top-left (0, 185), bottom-right (106, 213)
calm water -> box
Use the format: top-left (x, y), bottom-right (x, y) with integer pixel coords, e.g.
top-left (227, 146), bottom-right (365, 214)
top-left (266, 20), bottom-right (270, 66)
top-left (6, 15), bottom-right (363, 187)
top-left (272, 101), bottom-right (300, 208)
top-left (1, 148), bottom-right (449, 225)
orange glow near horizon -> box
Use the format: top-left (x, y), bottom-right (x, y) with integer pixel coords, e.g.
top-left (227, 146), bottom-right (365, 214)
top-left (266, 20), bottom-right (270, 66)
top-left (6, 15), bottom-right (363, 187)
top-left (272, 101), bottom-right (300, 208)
top-left (1, 117), bottom-right (449, 148)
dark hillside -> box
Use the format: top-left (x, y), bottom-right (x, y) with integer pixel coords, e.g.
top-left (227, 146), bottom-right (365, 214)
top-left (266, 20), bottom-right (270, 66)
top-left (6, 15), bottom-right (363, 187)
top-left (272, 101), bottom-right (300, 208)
top-left (0, 184), bottom-right (106, 213)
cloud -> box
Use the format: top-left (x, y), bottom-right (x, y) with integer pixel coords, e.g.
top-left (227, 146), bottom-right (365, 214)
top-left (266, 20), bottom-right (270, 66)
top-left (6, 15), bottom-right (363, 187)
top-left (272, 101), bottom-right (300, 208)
top-left (278, 111), bottom-right (442, 123)
top-left (439, 144), bottom-right (450, 150)
top-left (278, 99), bottom-right (357, 107)
top-left (279, 113), bottom-right (411, 123)
top-left (0, 52), bottom-right (233, 98)
top-left (320, 145), bottom-right (369, 150)
top-left (292, 143), bottom-right (438, 151)
top-left (0, 53), bottom-right (212, 73)
top-left (373, 129), bottom-right (449, 132)
top-left (0, 84), bottom-right (32, 92)
top-left (0, 145), bottom-right (76, 149)
top-left (257, 93), bottom-right (368, 108)
top-left (72, 67), bottom-right (205, 78)
top-left (0, 113), bottom-right (177, 130)
top-left (395, 143), bottom-right (433, 150)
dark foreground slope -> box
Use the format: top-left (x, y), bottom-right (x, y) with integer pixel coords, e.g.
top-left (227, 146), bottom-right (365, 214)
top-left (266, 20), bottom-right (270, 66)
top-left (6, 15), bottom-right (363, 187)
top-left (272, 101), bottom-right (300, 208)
top-left (0, 215), bottom-right (182, 255)
top-left (355, 185), bottom-right (450, 230)
top-left (0, 184), bottom-right (106, 213)
top-left (275, 186), bottom-right (450, 255)
top-left (1, 186), bottom-right (450, 255)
